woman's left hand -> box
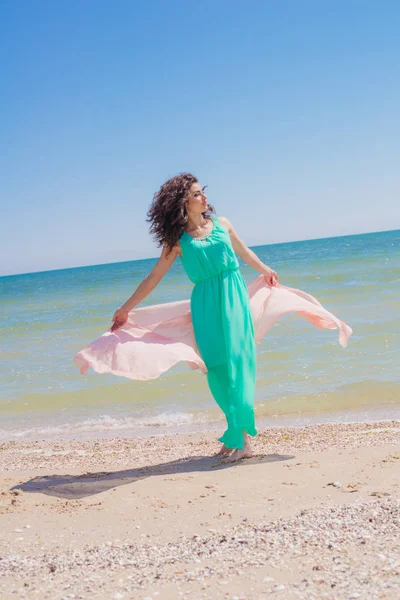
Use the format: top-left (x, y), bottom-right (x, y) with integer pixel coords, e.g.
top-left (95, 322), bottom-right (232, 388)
top-left (264, 268), bottom-right (279, 286)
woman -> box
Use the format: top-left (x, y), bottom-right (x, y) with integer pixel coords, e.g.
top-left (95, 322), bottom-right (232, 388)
top-left (110, 173), bottom-right (278, 462)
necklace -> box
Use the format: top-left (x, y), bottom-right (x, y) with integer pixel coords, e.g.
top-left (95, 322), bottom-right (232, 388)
top-left (186, 220), bottom-right (214, 241)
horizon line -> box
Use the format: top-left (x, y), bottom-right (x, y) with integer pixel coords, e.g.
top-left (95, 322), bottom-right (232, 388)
top-left (2, 226), bottom-right (398, 279)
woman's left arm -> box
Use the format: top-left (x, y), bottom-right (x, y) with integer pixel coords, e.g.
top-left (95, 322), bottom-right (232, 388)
top-left (219, 216), bottom-right (279, 285)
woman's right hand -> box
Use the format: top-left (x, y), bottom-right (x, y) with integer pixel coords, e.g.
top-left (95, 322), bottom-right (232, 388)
top-left (110, 307), bottom-right (129, 332)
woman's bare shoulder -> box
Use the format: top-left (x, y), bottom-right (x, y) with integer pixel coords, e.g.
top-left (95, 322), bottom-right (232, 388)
top-left (218, 216), bottom-right (233, 232)
top-left (159, 243), bottom-right (182, 260)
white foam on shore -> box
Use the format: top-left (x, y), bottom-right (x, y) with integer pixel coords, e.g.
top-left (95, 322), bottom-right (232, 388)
top-left (0, 411), bottom-right (218, 442)
top-left (0, 404), bottom-right (399, 443)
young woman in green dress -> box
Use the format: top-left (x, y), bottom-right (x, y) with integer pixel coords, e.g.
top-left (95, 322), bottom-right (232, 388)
top-left (111, 173), bottom-right (278, 462)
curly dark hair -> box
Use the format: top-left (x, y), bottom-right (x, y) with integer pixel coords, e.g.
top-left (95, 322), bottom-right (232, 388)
top-left (147, 173), bottom-right (214, 252)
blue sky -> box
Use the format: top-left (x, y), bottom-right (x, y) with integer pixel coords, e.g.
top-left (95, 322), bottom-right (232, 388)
top-left (1, 0), bottom-right (399, 276)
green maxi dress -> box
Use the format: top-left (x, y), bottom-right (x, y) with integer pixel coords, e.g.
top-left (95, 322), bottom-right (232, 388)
top-left (180, 216), bottom-right (257, 450)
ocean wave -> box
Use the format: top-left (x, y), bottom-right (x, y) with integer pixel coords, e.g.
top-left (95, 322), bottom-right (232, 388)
top-left (1, 380), bottom-right (399, 443)
top-left (0, 410), bottom-right (220, 442)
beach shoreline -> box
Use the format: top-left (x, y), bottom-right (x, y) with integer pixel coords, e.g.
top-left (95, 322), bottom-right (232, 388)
top-left (1, 393), bottom-right (399, 443)
top-left (1, 421), bottom-right (399, 599)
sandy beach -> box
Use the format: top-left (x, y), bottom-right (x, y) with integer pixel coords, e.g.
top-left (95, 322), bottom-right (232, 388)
top-left (0, 421), bottom-right (399, 599)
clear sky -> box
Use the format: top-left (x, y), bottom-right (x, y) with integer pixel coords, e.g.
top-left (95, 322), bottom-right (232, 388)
top-left (1, 0), bottom-right (399, 276)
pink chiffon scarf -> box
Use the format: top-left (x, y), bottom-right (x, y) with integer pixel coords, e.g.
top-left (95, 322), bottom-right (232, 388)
top-left (74, 276), bottom-right (352, 381)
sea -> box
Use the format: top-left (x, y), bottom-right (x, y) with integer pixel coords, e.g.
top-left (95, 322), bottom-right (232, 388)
top-left (1, 230), bottom-right (399, 442)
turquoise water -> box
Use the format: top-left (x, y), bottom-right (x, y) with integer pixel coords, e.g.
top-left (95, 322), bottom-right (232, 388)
top-left (1, 229), bottom-right (399, 440)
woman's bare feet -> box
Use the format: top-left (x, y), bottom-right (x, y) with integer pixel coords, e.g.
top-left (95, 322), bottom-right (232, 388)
top-left (224, 434), bottom-right (253, 463)
top-left (216, 444), bottom-right (233, 457)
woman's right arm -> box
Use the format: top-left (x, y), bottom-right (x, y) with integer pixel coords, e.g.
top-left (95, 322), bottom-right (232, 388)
top-left (111, 245), bottom-right (180, 331)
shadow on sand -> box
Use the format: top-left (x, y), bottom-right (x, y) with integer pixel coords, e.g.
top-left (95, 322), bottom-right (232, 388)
top-left (11, 453), bottom-right (294, 500)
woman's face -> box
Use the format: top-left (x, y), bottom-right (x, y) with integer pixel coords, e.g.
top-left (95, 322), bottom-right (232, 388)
top-left (186, 182), bottom-right (208, 215)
